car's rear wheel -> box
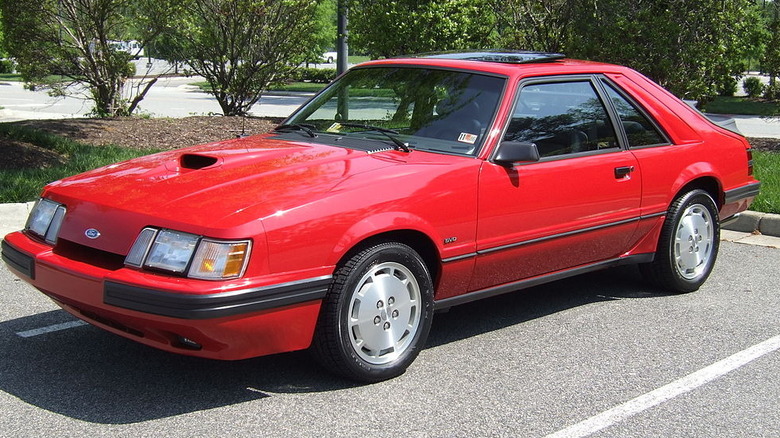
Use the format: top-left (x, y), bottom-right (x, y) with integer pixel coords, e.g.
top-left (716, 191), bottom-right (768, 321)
top-left (311, 242), bottom-right (434, 382)
top-left (641, 189), bottom-right (720, 293)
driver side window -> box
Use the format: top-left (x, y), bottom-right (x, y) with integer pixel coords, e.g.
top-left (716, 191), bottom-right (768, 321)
top-left (506, 80), bottom-right (618, 158)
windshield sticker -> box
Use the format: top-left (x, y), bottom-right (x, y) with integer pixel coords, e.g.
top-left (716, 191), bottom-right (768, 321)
top-left (326, 122), bottom-right (343, 133)
top-left (458, 133), bottom-right (478, 144)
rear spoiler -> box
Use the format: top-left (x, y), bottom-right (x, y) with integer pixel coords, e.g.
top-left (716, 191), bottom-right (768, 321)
top-left (683, 100), bottom-right (742, 135)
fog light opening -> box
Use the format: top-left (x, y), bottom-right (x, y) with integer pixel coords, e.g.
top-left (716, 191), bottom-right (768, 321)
top-left (175, 335), bottom-right (203, 351)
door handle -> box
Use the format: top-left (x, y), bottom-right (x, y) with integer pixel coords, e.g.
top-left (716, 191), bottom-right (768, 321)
top-left (614, 166), bottom-right (635, 179)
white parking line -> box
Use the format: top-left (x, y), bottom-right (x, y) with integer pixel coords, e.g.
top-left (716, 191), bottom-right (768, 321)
top-left (545, 334), bottom-right (780, 438)
top-left (16, 320), bottom-right (88, 338)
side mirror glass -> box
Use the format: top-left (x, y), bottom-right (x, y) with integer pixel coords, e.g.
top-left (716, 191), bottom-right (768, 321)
top-left (494, 141), bottom-right (540, 167)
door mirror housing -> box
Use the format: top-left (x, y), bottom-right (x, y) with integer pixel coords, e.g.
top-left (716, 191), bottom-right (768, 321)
top-left (494, 141), bottom-right (540, 167)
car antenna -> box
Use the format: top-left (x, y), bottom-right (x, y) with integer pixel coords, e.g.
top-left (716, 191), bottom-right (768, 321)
top-left (233, 116), bottom-right (250, 138)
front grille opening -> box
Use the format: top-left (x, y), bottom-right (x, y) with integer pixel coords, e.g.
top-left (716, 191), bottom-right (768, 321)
top-left (53, 239), bottom-right (125, 271)
top-left (79, 310), bottom-right (145, 338)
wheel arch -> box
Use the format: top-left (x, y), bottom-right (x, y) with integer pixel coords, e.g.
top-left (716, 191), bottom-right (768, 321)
top-left (673, 176), bottom-right (722, 210)
top-left (336, 229), bottom-right (442, 287)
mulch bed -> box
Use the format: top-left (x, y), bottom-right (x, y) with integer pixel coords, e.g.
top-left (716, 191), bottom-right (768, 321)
top-left (1, 116), bottom-right (778, 170)
top-left (1, 116), bottom-right (281, 169)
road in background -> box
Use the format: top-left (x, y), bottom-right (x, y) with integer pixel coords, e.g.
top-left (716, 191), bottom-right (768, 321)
top-left (0, 58), bottom-right (336, 121)
top-left (2, 60), bottom-right (780, 139)
top-left (0, 76), bottom-right (310, 120)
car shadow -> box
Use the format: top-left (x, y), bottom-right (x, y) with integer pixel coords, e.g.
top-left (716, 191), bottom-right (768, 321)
top-left (427, 264), bottom-right (672, 348)
top-left (0, 310), bottom-right (349, 424)
top-left (0, 265), bottom-right (668, 424)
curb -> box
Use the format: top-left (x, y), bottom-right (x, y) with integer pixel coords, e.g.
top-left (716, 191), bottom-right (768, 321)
top-left (722, 210), bottom-right (780, 237)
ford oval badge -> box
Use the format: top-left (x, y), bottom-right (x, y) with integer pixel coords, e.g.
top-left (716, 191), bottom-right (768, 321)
top-left (85, 228), bottom-right (101, 239)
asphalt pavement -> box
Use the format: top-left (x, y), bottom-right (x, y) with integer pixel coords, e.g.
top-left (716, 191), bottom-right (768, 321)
top-left (1, 237), bottom-right (778, 437)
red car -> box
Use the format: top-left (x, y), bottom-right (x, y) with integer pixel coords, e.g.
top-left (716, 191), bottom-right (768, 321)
top-left (2, 51), bottom-right (760, 382)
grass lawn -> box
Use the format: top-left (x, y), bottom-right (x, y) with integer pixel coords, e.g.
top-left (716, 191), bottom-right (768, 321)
top-left (347, 55), bottom-right (372, 64)
top-left (0, 124), bottom-right (162, 203)
top-left (703, 96), bottom-right (780, 116)
top-left (0, 73), bottom-right (24, 81)
top-left (0, 74), bottom-right (72, 83)
top-left (271, 82), bottom-right (328, 93)
top-left (751, 151), bottom-right (780, 214)
top-left (192, 81), bottom-right (328, 93)
top-left (192, 81), bottom-right (399, 97)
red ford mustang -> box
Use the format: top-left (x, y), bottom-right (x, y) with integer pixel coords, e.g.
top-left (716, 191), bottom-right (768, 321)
top-left (2, 51), bottom-right (760, 382)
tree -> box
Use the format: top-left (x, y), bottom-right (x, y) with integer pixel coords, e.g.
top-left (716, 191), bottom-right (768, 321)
top-left (0, 8), bottom-right (6, 57)
top-left (165, 0), bottom-right (321, 116)
top-left (0, 8), bottom-right (13, 73)
top-left (492, 0), bottom-right (574, 53)
top-left (762, 0), bottom-right (780, 95)
top-left (348, 0), bottom-right (495, 59)
top-left (566, 0), bottom-right (764, 103)
top-left (0, 0), bottom-right (178, 116)
top-left (304, 0), bottom-right (337, 65)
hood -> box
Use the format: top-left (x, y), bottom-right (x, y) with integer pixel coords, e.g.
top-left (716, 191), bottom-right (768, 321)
top-left (44, 134), bottom-right (400, 254)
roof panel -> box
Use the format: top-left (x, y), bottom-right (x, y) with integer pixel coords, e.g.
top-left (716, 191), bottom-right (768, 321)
top-left (416, 50), bottom-right (566, 64)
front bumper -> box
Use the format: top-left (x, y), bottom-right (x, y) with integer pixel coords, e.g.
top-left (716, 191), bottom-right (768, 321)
top-left (2, 232), bottom-right (330, 360)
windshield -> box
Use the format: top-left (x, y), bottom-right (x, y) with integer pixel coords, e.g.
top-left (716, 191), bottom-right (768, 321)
top-left (284, 66), bottom-right (506, 156)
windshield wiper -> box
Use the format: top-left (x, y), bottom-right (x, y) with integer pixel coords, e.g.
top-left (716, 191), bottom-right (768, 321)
top-left (339, 123), bottom-right (411, 153)
top-left (274, 123), bottom-right (317, 138)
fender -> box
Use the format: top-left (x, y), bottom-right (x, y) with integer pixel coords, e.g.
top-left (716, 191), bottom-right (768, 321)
top-left (330, 211), bottom-right (444, 265)
top-left (669, 161), bottom-right (722, 205)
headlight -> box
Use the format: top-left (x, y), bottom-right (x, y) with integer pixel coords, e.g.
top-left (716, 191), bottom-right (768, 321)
top-left (145, 229), bottom-right (200, 274)
top-left (26, 198), bottom-right (66, 244)
top-left (125, 227), bottom-right (251, 280)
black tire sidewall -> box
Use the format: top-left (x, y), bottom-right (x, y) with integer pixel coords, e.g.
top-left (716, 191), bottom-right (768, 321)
top-left (332, 242), bottom-right (434, 382)
top-left (658, 189), bottom-right (720, 292)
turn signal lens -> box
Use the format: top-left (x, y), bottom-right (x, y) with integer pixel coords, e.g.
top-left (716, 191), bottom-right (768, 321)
top-left (190, 240), bottom-right (251, 280)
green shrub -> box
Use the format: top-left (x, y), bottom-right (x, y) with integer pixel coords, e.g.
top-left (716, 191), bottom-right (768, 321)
top-left (0, 59), bottom-right (15, 74)
top-left (764, 81), bottom-right (780, 101)
top-left (718, 76), bottom-right (738, 97)
top-left (293, 67), bottom-right (337, 83)
top-left (743, 77), bottom-right (765, 98)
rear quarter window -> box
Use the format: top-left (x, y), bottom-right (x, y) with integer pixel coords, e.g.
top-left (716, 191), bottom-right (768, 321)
top-left (603, 81), bottom-right (669, 147)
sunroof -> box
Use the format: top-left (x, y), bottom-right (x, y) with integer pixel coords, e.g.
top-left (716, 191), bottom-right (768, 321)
top-left (418, 50), bottom-right (566, 64)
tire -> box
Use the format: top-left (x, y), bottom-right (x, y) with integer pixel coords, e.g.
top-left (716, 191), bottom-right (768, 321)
top-left (641, 189), bottom-right (720, 293)
top-left (311, 242), bottom-right (434, 383)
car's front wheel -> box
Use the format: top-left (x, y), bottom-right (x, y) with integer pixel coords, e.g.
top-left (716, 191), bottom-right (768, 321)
top-left (311, 242), bottom-right (434, 382)
top-left (641, 189), bottom-right (720, 293)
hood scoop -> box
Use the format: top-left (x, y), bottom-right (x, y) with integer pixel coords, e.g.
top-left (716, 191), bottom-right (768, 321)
top-left (180, 153), bottom-right (220, 170)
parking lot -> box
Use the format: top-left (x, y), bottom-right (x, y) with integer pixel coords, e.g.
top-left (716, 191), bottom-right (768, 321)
top-left (0, 240), bottom-right (778, 437)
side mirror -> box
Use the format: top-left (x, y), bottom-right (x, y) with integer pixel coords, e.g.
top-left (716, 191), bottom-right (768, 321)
top-left (494, 141), bottom-right (540, 167)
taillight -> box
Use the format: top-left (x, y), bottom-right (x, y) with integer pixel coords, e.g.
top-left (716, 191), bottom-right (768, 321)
top-left (747, 148), bottom-right (754, 176)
